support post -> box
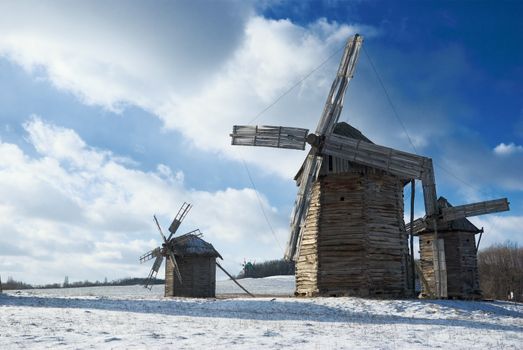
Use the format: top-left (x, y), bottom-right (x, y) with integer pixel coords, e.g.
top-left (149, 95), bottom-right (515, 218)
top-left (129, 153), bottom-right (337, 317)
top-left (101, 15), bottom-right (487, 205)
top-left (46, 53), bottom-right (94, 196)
top-left (409, 179), bottom-right (416, 296)
top-left (216, 262), bottom-right (255, 297)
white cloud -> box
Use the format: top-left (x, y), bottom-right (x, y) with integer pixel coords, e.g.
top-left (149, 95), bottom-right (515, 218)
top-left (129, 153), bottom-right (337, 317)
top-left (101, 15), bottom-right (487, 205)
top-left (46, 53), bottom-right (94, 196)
top-left (0, 1), bottom-right (380, 179)
top-left (493, 142), bottom-right (523, 156)
top-left (469, 215), bottom-right (523, 249)
top-left (0, 118), bottom-right (288, 284)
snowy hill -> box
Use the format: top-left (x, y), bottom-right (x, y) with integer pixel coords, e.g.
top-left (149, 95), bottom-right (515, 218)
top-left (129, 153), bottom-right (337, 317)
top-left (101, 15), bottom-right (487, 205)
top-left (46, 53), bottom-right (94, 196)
top-left (1, 275), bottom-right (522, 349)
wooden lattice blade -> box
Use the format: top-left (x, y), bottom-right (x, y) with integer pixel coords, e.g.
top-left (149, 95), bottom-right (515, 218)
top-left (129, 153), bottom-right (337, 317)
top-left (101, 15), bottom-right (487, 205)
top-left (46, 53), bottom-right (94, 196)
top-left (168, 202), bottom-right (192, 239)
top-left (143, 255), bottom-right (163, 290)
top-left (139, 247), bottom-right (162, 263)
top-left (441, 198), bottom-right (509, 222)
top-left (231, 125), bottom-right (309, 150)
top-left (315, 34), bottom-right (363, 137)
top-left (286, 153), bottom-right (322, 260)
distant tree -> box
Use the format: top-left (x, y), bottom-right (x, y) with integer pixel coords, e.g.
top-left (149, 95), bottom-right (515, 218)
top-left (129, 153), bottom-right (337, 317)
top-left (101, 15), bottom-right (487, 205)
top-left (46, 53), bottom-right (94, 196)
top-left (2, 277), bottom-right (33, 290)
top-left (63, 276), bottom-right (69, 288)
top-left (478, 241), bottom-right (523, 301)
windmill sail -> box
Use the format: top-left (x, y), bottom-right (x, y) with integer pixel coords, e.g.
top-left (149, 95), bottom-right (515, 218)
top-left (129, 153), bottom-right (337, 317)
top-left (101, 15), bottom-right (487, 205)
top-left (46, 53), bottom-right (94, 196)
top-left (315, 34), bottom-right (364, 137)
top-left (230, 125), bottom-right (309, 150)
top-left (139, 247), bottom-right (162, 263)
top-left (144, 255), bottom-right (164, 290)
top-left (286, 154), bottom-right (323, 260)
top-left (168, 202), bottom-right (192, 239)
top-left (441, 198), bottom-right (509, 222)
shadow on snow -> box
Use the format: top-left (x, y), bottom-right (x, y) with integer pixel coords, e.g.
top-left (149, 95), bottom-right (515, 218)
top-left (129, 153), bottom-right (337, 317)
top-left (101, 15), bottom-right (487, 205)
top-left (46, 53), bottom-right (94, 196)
top-left (0, 294), bottom-right (521, 333)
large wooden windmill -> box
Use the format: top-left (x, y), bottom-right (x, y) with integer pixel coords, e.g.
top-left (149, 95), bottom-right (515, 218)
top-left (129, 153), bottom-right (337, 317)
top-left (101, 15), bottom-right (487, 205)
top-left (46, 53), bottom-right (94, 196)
top-left (230, 34), bottom-right (509, 298)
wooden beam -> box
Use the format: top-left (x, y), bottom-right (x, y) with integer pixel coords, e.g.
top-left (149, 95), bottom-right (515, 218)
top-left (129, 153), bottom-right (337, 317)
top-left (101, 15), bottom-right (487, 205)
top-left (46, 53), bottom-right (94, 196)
top-left (230, 125), bottom-right (309, 150)
top-left (322, 134), bottom-right (431, 179)
top-left (315, 34), bottom-right (363, 137)
top-left (409, 180), bottom-right (416, 296)
top-left (286, 154), bottom-right (322, 260)
top-left (216, 261), bottom-right (255, 297)
top-left (441, 198), bottom-right (509, 222)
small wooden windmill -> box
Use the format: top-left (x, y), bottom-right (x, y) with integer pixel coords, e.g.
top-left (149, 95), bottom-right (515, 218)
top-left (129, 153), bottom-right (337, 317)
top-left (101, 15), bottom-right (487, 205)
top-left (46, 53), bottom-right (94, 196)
top-left (139, 203), bottom-right (223, 298)
top-left (230, 34), bottom-right (509, 298)
top-left (408, 196), bottom-right (507, 299)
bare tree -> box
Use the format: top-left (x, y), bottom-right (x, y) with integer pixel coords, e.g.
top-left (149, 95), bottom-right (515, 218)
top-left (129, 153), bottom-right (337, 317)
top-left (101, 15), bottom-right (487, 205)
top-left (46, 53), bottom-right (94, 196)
top-left (478, 241), bottom-right (523, 301)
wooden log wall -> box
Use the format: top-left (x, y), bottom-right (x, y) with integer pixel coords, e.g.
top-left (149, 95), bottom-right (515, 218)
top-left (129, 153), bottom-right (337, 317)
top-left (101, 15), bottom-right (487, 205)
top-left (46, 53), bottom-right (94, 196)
top-left (296, 168), bottom-right (411, 297)
top-left (295, 181), bottom-right (321, 296)
top-left (419, 231), bottom-right (481, 299)
top-left (165, 256), bottom-right (216, 298)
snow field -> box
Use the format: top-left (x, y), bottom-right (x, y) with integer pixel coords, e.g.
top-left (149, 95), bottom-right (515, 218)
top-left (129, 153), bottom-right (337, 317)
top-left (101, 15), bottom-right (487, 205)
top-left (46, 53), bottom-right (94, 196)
top-left (1, 276), bottom-right (522, 349)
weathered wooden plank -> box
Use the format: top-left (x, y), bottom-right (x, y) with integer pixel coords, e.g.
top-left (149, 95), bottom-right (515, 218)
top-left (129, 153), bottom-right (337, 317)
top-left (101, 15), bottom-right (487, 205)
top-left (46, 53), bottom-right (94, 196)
top-left (441, 198), bottom-right (509, 222)
top-left (230, 125), bottom-right (309, 150)
top-left (315, 35), bottom-right (363, 137)
top-left (322, 134), bottom-right (431, 179)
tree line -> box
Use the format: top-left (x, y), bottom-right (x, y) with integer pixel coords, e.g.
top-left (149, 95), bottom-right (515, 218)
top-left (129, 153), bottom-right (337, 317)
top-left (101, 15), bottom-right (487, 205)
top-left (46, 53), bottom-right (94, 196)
top-left (478, 241), bottom-right (522, 301)
top-left (0, 276), bottom-right (164, 290)
top-left (236, 259), bottom-right (295, 279)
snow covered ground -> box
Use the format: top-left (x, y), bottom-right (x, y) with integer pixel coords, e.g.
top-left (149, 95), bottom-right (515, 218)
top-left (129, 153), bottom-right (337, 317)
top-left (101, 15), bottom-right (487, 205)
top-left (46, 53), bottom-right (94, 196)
top-left (1, 276), bottom-right (522, 349)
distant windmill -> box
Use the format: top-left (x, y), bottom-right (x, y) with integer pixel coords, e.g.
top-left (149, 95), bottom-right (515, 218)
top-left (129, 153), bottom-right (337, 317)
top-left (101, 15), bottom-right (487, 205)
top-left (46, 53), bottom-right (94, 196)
top-left (230, 34), bottom-right (509, 298)
top-left (140, 202), bottom-right (253, 298)
top-left (140, 202), bottom-right (192, 290)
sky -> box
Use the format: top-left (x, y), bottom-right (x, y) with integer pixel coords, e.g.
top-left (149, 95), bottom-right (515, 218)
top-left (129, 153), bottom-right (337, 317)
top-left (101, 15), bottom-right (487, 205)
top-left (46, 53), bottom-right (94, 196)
top-left (0, 0), bottom-right (522, 284)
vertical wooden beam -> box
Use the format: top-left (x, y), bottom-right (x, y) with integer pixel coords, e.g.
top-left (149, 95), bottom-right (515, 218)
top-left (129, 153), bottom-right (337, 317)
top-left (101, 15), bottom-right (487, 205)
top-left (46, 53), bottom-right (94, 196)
top-left (409, 180), bottom-right (416, 296)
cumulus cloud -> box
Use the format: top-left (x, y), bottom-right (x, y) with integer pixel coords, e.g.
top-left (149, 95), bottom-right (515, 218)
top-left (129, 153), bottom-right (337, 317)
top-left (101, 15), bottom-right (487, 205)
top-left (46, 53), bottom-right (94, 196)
top-left (469, 215), bottom-right (523, 249)
top-left (0, 0), bottom-right (384, 179)
top-left (0, 117), bottom-right (288, 284)
top-left (493, 142), bottom-right (523, 156)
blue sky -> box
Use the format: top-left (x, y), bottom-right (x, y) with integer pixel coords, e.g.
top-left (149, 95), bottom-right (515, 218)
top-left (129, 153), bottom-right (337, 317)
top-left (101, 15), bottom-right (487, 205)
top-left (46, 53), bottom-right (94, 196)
top-left (0, 0), bottom-right (521, 284)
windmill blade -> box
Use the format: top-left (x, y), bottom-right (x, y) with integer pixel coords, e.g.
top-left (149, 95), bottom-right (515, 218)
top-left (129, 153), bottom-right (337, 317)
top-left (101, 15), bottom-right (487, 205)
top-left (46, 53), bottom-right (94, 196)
top-left (139, 247), bottom-right (162, 264)
top-left (285, 153), bottom-right (323, 260)
top-left (441, 198), bottom-right (509, 222)
top-left (315, 34), bottom-right (363, 137)
top-left (167, 249), bottom-right (183, 284)
top-left (168, 202), bottom-right (192, 239)
top-left (404, 218), bottom-right (428, 235)
top-left (143, 255), bottom-right (164, 290)
top-left (230, 125), bottom-right (309, 150)
top-left (153, 214), bottom-right (167, 242)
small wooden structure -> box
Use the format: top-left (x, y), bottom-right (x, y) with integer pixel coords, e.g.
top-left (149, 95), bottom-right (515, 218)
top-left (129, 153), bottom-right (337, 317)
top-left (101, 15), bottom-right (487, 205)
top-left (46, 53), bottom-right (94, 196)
top-left (417, 197), bottom-right (482, 299)
top-left (165, 233), bottom-right (222, 298)
top-left (294, 122), bottom-right (412, 297)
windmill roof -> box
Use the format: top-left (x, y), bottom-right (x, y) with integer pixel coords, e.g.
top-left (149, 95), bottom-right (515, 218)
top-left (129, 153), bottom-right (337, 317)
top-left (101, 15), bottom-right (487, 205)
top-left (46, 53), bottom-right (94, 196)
top-left (294, 122), bottom-right (372, 181)
top-left (332, 122), bottom-right (373, 143)
top-left (171, 234), bottom-right (223, 259)
top-left (419, 197), bottom-right (482, 234)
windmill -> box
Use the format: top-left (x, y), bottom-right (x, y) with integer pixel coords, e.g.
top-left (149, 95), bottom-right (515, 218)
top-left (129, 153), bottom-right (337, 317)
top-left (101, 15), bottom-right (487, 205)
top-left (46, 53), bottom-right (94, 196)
top-left (139, 202), bottom-right (254, 298)
top-left (139, 202), bottom-right (192, 290)
top-left (407, 196), bottom-right (508, 298)
top-left (230, 34), bottom-right (509, 298)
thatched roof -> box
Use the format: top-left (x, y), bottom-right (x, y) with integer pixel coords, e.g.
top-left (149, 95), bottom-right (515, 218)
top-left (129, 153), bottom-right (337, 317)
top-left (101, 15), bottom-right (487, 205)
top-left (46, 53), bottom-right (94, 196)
top-left (171, 234), bottom-right (223, 259)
